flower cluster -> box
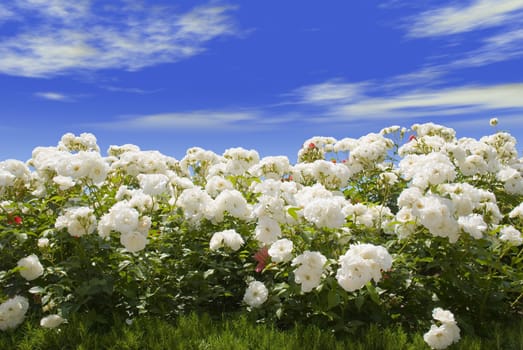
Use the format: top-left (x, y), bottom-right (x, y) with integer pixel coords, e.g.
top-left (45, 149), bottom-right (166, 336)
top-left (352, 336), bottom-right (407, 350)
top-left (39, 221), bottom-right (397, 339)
top-left (98, 201), bottom-right (151, 252)
top-left (55, 207), bottom-right (97, 238)
top-left (423, 308), bottom-right (461, 349)
top-left (210, 229), bottom-right (245, 251)
top-left (292, 251), bottom-right (327, 293)
top-left (336, 243), bottom-right (392, 292)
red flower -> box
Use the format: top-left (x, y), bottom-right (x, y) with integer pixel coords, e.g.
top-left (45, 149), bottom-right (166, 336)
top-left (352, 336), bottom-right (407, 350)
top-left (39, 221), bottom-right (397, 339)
top-left (253, 246), bottom-right (270, 273)
top-left (7, 215), bottom-right (22, 225)
top-left (408, 135), bottom-right (417, 142)
top-left (308, 142), bottom-right (316, 149)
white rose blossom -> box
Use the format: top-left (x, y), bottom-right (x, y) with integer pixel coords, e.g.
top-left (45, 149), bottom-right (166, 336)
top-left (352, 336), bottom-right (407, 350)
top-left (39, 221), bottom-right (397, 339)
top-left (17, 254), bottom-right (44, 281)
top-left (40, 314), bottom-right (65, 329)
top-left (292, 251), bottom-right (327, 293)
top-left (209, 229), bottom-right (245, 251)
top-left (0, 296), bottom-right (29, 331)
top-left (268, 239), bottom-right (294, 263)
top-left (424, 308), bottom-right (461, 349)
top-left (243, 281), bottom-right (269, 308)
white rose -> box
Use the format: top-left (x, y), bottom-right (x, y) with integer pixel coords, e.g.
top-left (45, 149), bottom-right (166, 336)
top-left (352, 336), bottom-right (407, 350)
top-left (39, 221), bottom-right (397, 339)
top-left (120, 232), bottom-right (148, 253)
top-left (268, 239), bottom-right (293, 263)
top-left (243, 281), bottom-right (268, 308)
top-left (40, 314), bottom-right (65, 328)
top-left (37, 238), bottom-right (50, 249)
top-left (17, 254), bottom-right (44, 281)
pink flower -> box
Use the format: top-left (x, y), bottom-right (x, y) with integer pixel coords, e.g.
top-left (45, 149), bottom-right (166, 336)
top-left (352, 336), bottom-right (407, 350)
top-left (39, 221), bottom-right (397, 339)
top-left (254, 247), bottom-right (270, 273)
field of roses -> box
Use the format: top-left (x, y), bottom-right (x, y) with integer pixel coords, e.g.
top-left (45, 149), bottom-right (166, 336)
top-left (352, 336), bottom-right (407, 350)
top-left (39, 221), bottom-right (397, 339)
top-left (1, 122), bottom-right (522, 349)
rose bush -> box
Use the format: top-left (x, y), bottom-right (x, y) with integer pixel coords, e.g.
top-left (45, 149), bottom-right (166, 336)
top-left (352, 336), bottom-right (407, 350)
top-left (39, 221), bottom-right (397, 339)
top-left (0, 124), bottom-right (521, 348)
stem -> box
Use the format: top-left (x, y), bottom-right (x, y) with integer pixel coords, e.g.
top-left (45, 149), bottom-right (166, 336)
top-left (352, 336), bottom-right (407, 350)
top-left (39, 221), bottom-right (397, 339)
top-left (479, 267), bottom-right (493, 320)
top-left (515, 246), bottom-right (523, 260)
top-left (395, 239), bottom-right (410, 256)
top-left (510, 292), bottom-right (523, 308)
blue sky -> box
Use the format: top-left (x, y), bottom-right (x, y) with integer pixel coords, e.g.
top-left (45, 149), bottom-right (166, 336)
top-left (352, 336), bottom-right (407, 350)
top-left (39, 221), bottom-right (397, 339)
top-left (1, 0), bottom-right (522, 162)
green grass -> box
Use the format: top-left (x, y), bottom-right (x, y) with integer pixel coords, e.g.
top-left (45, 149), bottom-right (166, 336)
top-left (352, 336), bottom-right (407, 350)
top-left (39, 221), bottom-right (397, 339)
top-left (1, 313), bottom-right (522, 350)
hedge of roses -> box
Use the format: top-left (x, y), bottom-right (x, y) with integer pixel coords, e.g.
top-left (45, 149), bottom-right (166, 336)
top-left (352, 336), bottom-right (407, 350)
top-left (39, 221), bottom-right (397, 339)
top-left (1, 122), bottom-right (522, 348)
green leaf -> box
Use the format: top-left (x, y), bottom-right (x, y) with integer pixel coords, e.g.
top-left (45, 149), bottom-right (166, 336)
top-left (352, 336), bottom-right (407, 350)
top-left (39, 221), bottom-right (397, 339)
top-left (355, 295), bottom-right (365, 311)
top-left (118, 260), bottom-right (132, 271)
top-left (366, 282), bottom-right (381, 305)
top-left (327, 288), bottom-right (340, 310)
top-left (287, 207), bottom-right (301, 220)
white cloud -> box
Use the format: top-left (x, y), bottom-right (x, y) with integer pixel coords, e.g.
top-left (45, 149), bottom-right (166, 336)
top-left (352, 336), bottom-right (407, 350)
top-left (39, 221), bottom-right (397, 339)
top-left (93, 108), bottom-right (301, 131)
top-left (99, 111), bottom-right (259, 130)
top-left (0, 2), bottom-right (238, 77)
top-left (450, 28), bottom-right (523, 68)
top-left (102, 86), bottom-right (161, 95)
top-left (15, 0), bottom-right (89, 22)
top-left (338, 84), bottom-right (523, 118)
top-left (293, 81), bottom-right (368, 104)
top-left (407, 0), bottom-right (523, 38)
top-left (382, 66), bottom-right (447, 90)
top-left (34, 91), bottom-right (71, 101)
top-left (296, 81), bottom-right (523, 122)
top-left (395, 28), bottom-right (523, 80)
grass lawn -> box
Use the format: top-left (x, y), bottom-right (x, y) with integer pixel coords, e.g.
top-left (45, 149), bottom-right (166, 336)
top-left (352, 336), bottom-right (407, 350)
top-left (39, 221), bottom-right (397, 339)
top-left (1, 313), bottom-right (522, 350)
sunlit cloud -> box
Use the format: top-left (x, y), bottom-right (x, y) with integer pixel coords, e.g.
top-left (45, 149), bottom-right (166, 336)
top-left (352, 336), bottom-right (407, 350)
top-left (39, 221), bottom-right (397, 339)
top-left (0, 2), bottom-right (239, 78)
top-left (406, 0), bottom-right (523, 38)
top-left (296, 81), bottom-right (523, 123)
top-left (336, 84), bottom-right (523, 119)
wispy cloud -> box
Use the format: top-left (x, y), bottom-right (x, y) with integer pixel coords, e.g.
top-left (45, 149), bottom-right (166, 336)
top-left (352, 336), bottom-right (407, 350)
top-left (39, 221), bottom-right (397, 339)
top-left (96, 110), bottom-right (260, 130)
top-left (296, 81), bottom-right (523, 122)
top-left (0, 4), bottom-right (14, 21)
top-left (339, 84), bottom-right (523, 118)
top-left (0, 2), bottom-right (239, 78)
top-left (34, 91), bottom-right (71, 101)
top-left (15, 0), bottom-right (90, 22)
top-left (293, 81), bottom-right (369, 104)
top-left (450, 28), bottom-right (523, 68)
top-left (407, 0), bottom-right (523, 38)
top-left (101, 86), bottom-right (162, 95)
top-left (381, 1), bottom-right (523, 88)
top-left (392, 27), bottom-right (523, 86)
